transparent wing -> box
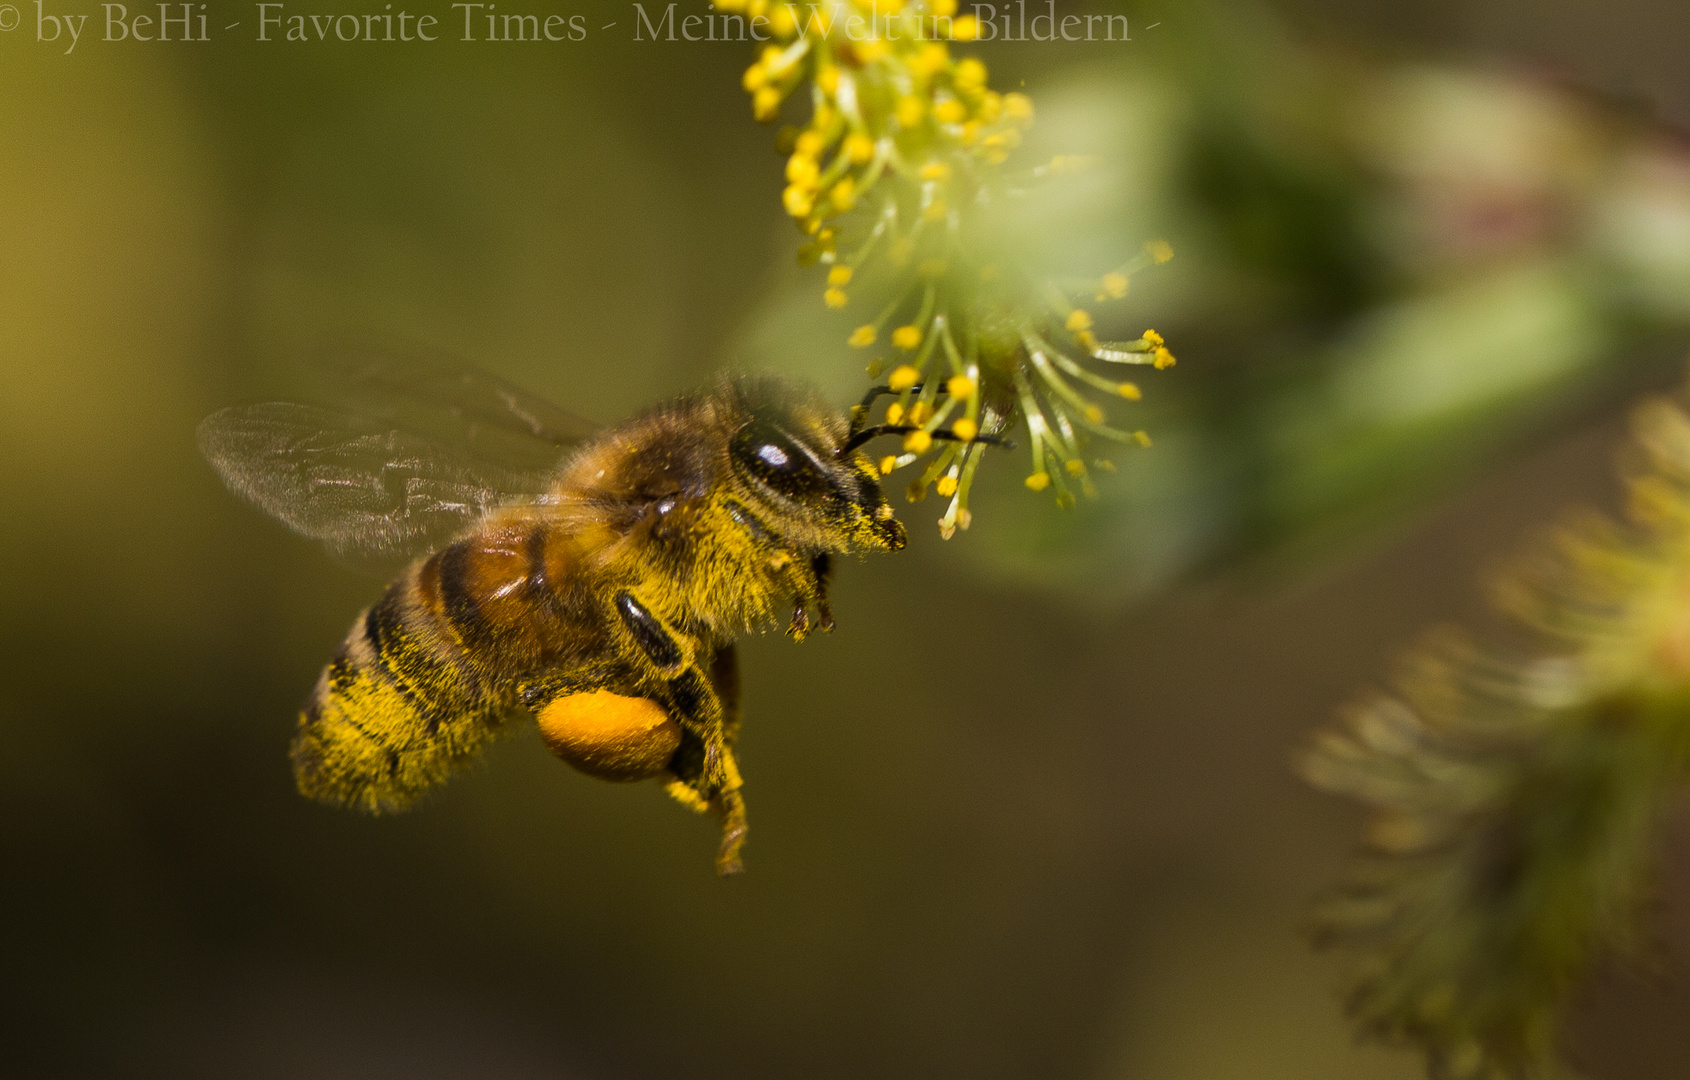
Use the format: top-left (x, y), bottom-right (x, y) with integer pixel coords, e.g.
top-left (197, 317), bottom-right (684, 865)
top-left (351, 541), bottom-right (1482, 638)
top-left (317, 337), bottom-right (599, 461)
top-left (197, 402), bottom-right (567, 559)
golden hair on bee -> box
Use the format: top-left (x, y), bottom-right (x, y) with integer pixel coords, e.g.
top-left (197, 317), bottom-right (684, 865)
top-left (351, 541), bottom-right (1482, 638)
top-left (201, 368), bottom-right (907, 875)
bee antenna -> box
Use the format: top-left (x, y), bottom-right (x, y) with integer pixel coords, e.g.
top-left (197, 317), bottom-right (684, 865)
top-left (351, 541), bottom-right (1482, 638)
top-left (848, 383), bottom-right (925, 436)
top-left (841, 425), bottom-right (1014, 455)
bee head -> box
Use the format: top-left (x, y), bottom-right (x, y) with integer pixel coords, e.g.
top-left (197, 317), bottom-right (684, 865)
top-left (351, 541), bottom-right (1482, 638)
top-left (722, 379), bottom-right (906, 554)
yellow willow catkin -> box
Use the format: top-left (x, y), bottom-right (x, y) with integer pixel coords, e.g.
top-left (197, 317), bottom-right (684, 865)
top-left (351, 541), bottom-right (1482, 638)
top-left (729, 0), bottom-right (1175, 530)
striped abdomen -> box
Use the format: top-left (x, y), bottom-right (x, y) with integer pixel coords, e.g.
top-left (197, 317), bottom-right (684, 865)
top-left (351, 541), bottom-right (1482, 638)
top-left (292, 518), bottom-right (600, 812)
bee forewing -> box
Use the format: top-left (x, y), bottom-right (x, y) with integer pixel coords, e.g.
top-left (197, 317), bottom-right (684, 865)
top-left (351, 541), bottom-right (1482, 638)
top-left (197, 402), bottom-right (569, 559)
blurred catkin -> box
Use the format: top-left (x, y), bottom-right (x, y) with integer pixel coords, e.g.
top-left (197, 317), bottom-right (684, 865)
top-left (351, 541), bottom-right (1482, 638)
top-left (1302, 387), bottom-right (1690, 1079)
top-left (724, 0), bottom-right (1173, 533)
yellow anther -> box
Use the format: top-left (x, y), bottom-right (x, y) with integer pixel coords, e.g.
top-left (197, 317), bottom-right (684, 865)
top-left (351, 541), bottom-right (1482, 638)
top-left (950, 13), bottom-right (979, 39)
top-left (1024, 471), bottom-right (1050, 491)
top-left (768, 3), bottom-right (796, 36)
top-left (865, 358), bottom-right (884, 378)
top-left (845, 133), bottom-right (875, 164)
top-left (753, 86), bottom-right (782, 122)
top-left (823, 287), bottom-right (848, 309)
top-left (782, 184), bottom-right (814, 217)
top-left (906, 479), bottom-right (928, 502)
top-left (884, 402), bottom-right (905, 425)
top-left (1153, 347), bottom-right (1176, 369)
top-left (896, 96), bottom-right (925, 128)
top-left (936, 474), bottom-right (958, 497)
top-left (913, 42), bottom-right (949, 75)
top-left (891, 326), bottom-right (922, 351)
top-left (831, 177), bottom-right (856, 211)
top-left (1083, 404), bottom-right (1103, 424)
top-left (855, 38), bottom-right (888, 62)
top-left (903, 430), bottom-right (933, 454)
top-left (742, 64), bottom-right (767, 92)
top-left (908, 401), bottom-right (933, 425)
top-left (946, 374), bottom-right (975, 399)
top-left (1065, 309), bottom-right (1093, 332)
top-left (1118, 382), bottom-right (1141, 400)
top-left (920, 161), bottom-right (952, 182)
top-left (960, 121), bottom-right (982, 145)
top-left (1076, 330), bottom-right (1098, 351)
top-left (817, 227), bottom-right (836, 248)
top-left (950, 417), bottom-right (979, 442)
top-left (1132, 430), bottom-right (1152, 447)
top-left (954, 57), bottom-right (986, 88)
top-left (828, 265), bottom-right (853, 287)
top-left (848, 325), bottom-right (877, 348)
top-left (786, 153), bottom-right (819, 186)
top-left (716, 0), bottom-right (746, 10)
top-left (1003, 92), bottom-right (1034, 122)
top-left (932, 0), bottom-right (956, 15)
top-left (795, 130), bottom-right (825, 156)
top-left (1146, 239), bottom-right (1174, 264)
top-left (1063, 459), bottom-right (1085, 477)
top-left (934, 99), bottom-right (966, 124)
top-left (816, 65), bottom-right (839, 95)
top-left (879, 455), bottom-right (898, 475)
top-left (887, 364), bottom-right (921, 391)
top-left (1101, 272), bottom-right (1129, 298)
top-left (1142, 328), bottom-right (1164, 347)
top-left (748, 0), bottom-right (768, 16)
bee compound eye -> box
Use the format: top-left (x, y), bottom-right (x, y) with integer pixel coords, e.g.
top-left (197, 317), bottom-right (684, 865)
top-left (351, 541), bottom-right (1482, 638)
top-left (730, 417), bottom-right (830, 501)
top-left (537, 691), bottom-right (681, 782)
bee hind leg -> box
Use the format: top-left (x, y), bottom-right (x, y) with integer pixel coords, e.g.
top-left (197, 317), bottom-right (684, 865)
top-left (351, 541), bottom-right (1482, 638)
top-left (662, 735), bottom-right (748, 876)
top-left (713, 785), bottom-right (748, 876)
top-left (661, 644), bottom-right (747, 874)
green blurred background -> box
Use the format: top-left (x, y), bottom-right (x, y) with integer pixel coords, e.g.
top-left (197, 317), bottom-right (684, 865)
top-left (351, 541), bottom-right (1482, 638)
top-left (5, 0), bottom-right (1690, 1076)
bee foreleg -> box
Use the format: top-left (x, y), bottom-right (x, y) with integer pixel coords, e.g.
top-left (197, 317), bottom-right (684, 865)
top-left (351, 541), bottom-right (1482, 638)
top-left (787, 604), bottom-right (811, 639)
top-left (782, 553), bottom-right (835, 641)
top-left (810, 552), bottom-right (835, 632)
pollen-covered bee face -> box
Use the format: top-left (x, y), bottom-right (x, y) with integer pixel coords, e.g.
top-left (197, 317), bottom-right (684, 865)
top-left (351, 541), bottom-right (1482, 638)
top-left (728, 410), bottom-right (906, 553)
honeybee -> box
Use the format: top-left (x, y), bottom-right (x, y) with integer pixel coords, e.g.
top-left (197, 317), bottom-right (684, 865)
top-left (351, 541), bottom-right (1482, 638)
top-left (199, 350), bottom-right (911, 874)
